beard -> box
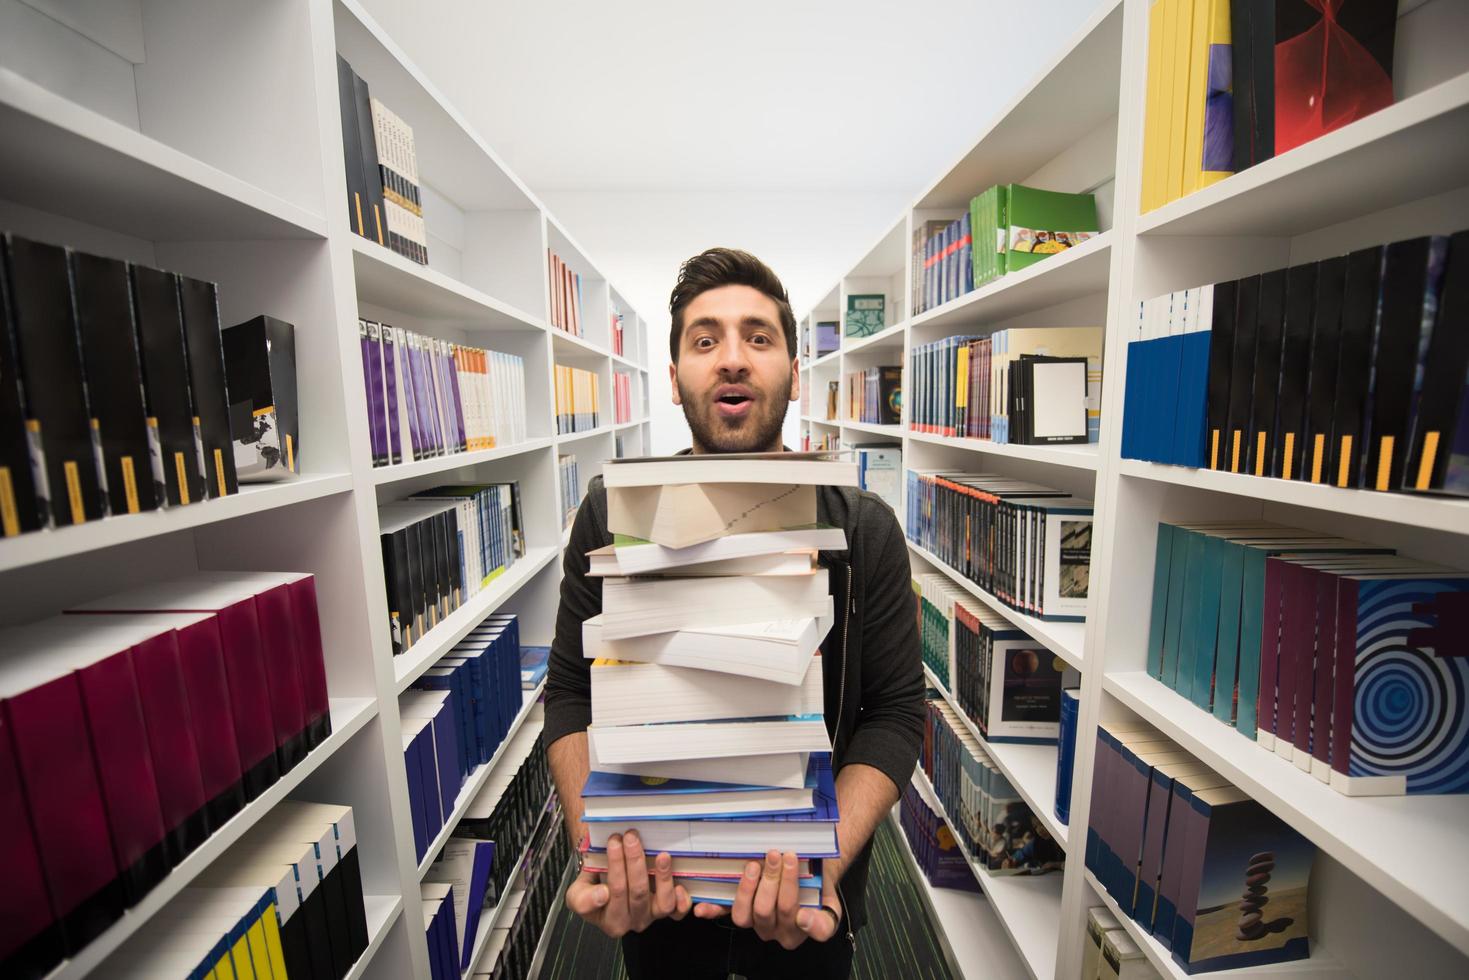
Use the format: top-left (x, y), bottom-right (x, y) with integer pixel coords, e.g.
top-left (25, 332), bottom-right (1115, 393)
top-left (677, 371), bottom-right (793, 454)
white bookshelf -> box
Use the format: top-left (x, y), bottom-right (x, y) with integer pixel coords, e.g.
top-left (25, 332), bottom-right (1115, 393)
top-left (801, 0), bottom-right (1469, 976)
top-left (0, 2), bottom-right (649, 978)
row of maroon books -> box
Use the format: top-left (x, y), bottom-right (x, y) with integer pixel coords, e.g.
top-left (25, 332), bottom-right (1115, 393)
top-left (1, 571), bottom-right (332, 980)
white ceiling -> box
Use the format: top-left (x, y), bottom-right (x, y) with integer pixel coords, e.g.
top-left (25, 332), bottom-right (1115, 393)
top-left (359, 0), bottom-right (1107, 194)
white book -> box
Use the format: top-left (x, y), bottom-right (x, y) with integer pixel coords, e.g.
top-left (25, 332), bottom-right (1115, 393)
top-left (582, 605), bottom-right (832, 685)
top-left (600, 569), bottom-right (829, 640)
top-left (587, 715), bottom-right (829, 765)
top-left (587, 547), bottom-right (816, 578)
top-left (602, 451), bottom-right (858, 488)
top-left (604, 524), bottom-right (847, 574)
top-left (590, 654), bottom-right (824, 726)
top-left (584, 814), bottom-right (835, 857)
top-left (587, 739), bottom-right (809, 789)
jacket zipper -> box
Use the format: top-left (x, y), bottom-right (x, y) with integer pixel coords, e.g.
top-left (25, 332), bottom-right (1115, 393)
top-left (833, 560), bottom-right (855, 948)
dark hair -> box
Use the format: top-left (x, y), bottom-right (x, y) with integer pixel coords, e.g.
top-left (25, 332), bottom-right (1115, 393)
top-left (669, 248), bottom-right (797, 363)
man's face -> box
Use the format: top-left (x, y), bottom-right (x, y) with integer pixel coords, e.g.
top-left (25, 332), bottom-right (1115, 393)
top-left (671, 284), bottom-right (799, 454)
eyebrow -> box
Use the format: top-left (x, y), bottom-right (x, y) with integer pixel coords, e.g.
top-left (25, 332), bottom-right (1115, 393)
top-left (685, 315), bottom-right (778, 331)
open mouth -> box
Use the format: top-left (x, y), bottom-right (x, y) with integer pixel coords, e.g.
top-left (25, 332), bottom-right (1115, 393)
top-left (713, 386), bottom-right (754, 417)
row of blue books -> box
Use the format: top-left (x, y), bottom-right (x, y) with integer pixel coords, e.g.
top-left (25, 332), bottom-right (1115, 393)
top-left (403, 614), bottom-right (526, 862)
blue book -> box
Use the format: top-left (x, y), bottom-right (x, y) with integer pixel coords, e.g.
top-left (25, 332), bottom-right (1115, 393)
top-left (428, 702), bottom-right (460, 821)
top-left (582, 754), bottom-right (826, 821)
top-left (1054, 689), bottom-right (1079, 826)
top-left (521, 644), bottom-right (549, 689)
top-left (460, 840), bottom-right (496, 970)
top-left (402, 720), bottom-right (431, 862)
top-left (684, 874), bottom-right (824, 908)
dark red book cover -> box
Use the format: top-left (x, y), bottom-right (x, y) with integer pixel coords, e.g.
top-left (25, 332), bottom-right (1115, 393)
top-left (72, 650), bottom-right (171, 904)
top-left (286, 575), bottom-right (333, 749)
top-left (153, 617), bottom-right (245, 831)
top-left (249, 581), bottom-right (310, 772)
top-left (125, 627), bottom-right (211, 860)
top-left (0, 709), bottom-right (61, 980)
top-left (3, 675), bottom-right (123, 952)
top-left (1275, 0), bottom-right (1396, 156)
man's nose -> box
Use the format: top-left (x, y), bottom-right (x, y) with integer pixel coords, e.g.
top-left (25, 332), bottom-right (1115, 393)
top-left (714, 338), bottom-right (752, 376)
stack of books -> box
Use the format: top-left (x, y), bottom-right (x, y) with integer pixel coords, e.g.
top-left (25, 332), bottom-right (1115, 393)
top-left (845, 365), bottom-right (901, 425)
top-left (547, 249), bottom-right (583, 336)
top-left (897, 781), bottom-right (981, 892)
top-left (337, 56), bottom-right (428, 264)
top-left (554, 364), bottom-right (601, 434)
top-left (1086, 722), bottom-right (1316, 973)
top-left (577, 452), bottom-right (858, 907)
top-left (613, 370), bottom-right (633, 424)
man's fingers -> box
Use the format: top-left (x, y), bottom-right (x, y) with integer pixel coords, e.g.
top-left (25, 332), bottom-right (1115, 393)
top-left (602, 835), bottom-right (629, 932)
top-left (672, 883), bottom-right (693, 921)
top-left (775, 852), bottom-right (800, 923)
top-left (565, 869), bottom-right (609, 918)
top-left (692, 901), bottom-right (728, 920)
top-left (623, 831), bottom-right (652, 917)
top-left (729, 860), bottom-right (761, 929)
top-left (751, 850), bottom-right (782, 936)
top-left (652, 852), bottom-right (677, 918)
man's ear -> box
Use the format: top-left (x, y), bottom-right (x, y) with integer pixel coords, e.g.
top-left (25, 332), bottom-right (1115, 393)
top-left (789, 358), bottom-right (800, 402)
top-left (669, 361), bottom-right (681, 405)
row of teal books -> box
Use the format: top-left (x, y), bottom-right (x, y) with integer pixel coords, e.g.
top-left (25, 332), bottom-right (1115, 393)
top-left (578, 453), bottom-right (860, 903)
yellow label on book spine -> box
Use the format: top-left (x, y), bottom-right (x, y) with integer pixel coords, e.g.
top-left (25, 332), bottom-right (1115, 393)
top-left (1254, 432), bottom-right (1266, 477)
top-left (1311, 434), bottom-right (1325, 483)
top-left (1209, 429), bottom-right (1219, 470)
top-left (175, 451), bottom-right (191, 504)
top-left (1230, 430), bottom-right (1241, 473)
top-left (1337, 435), bottom-right (1353, 487)
top-left (214, 448), bottom-right (229, 496)
top-left (286, 434), bottom-right (295, 472)
top-left (373, 203), bottom-right (385, 245)
top-left (63, 460), bottom-right (84, 525)
top-left (253, 405), bottom-right (275, 417)
top-left (1281, 432), bottom-right (1295, 480)
top-left (0, 468), bottom-right (17, 536)
top-left (230, 937), bottom-right (254, 980)
top-left (120, 456), bottom-right (139, 513)
top-left (1415, 432), bottom-right (1440, 490)
top-left (1375, 435), bottom-right (1394, 491)
top-left (214, 952), bottom-right (236, 980)
top-left (955, 346), bottom-right (969, 408)
top-left (353, 192), bottom-right (364, 237)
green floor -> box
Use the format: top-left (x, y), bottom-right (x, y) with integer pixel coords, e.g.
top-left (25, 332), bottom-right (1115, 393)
top-left (537, 819), bottom-right (957, 980)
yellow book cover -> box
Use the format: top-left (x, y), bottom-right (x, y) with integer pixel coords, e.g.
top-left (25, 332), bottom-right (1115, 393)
top-left (1166, 0), bottom-right (1196, 204)
top-left (1157, 0), bottom-right (1180, 208)
top-left (245, 919), bottom-right (272, 980)
top-left (1142, 0), bottom-right (1168, 212)
top-left (1198, 0), bottom-right (1235, 189)
top-left (230, 936), bottom-right (255, 980)
top-left (1182, 0), bottom-right (1212, 197)
top-left (260, 904), bottom-right (289, 980)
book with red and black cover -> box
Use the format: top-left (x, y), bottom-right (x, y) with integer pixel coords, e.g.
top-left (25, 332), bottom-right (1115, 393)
top-left (70, 251), bottom-right (158, 516)
top-left (130, 263), bottom-right (206, 507)
top-left (2, 234), bottom-right (106, 527)
top-left (1274, 0), bottom-right (1396, 157)
top-left (177, 274), bottom-right (238, 499)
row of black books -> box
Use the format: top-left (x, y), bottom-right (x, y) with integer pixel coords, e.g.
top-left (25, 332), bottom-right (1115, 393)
top-left (916, 573), bottom-right (1073, 742)
top-left (1, 233), bottom-right (300, 538)
top-left (897, 781), bottom-right (980, 892)
top-left (1141, 0), bottom-right (1398, 212)
top-left (909, 327), bottom-right (1103, 445)
top-left (1122, 230), bottom-right (1469, 497)
top-left (115, 802), bottom-right (368, 980)
top-left (906, 470), bottom-right (1094, 621)
top-left (476, 799), bottom-right (570, 980)
top-left (379, 484), bottom-right (526, 655)
top-left (1147, 520), bottom-right (1469, 797)
top-left (1086, 723), bottom-right (1316, 973)
top-left (418, 705), bottom-right (545, 975)
top-left (845, 365), bottom-right (901, 425)
top-left (402, 613), bottom-right (531, 862)
top-left (337, 56), bottom-right (429, 265)
top-left (1, 572), bottom-right (333, 980)
top-left (360, 320), bottom-right (529, 467)
top-left (921, 696), bottom-right (1064, 876)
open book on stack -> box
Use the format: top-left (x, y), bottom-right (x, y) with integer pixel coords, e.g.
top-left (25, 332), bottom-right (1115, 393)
top-left (579, 452), bottom-right (858, 903)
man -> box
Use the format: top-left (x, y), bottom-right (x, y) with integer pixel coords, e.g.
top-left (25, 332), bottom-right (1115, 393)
top-left (544, 247), bottom-right (924, 978)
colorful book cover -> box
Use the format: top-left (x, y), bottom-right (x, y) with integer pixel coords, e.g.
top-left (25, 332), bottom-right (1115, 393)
top-left (1274, 0), bottom-right (1396, 156)
top-left (1003, 185), bottom-right (1098, 274)
top-left (845, 294), bottom-right (885, 338)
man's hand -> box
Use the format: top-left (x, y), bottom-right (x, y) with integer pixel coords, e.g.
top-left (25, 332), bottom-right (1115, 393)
top-left (565, 831), bottom-right (691, 938)
top-left (693, 850), bottom-right (841, 949)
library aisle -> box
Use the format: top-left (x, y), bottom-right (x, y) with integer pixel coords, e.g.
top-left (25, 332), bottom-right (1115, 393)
top-left (3, 1), bottom-right (1469, 979)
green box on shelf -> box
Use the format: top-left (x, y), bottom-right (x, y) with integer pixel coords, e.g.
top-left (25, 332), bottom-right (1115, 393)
top-left (845, 294), bottom-right (886, 338)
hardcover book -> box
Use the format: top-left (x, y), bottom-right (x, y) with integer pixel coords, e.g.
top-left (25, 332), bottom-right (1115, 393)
top-left (130, 263), bottom-right (206, 507)
top-left (222, 315), bottom-right (299, 482)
